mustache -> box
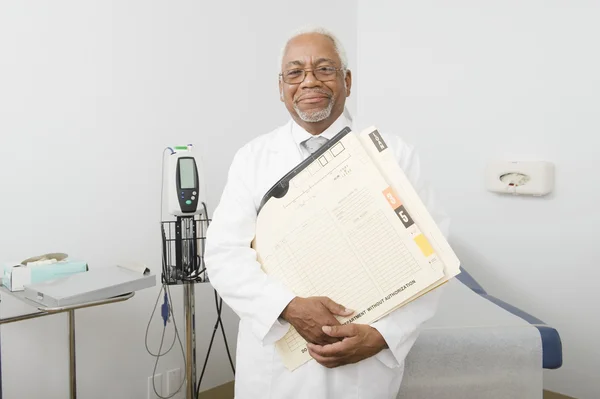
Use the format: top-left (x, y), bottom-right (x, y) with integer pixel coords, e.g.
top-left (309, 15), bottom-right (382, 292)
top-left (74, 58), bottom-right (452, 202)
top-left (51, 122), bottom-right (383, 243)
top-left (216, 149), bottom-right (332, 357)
top-left (294, 89), bottom-right (332, 103)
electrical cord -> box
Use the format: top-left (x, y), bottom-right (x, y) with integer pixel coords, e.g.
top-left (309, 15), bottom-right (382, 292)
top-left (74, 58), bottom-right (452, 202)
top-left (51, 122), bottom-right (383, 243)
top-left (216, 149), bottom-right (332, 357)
top-left (145, 281), bottom-right (187, 399)
top-left (145, 284), bottom-right (176, 357)
top-left (194, 291), bottom-right (231, 399)
top-left (216, 291), bottom-right (235, 375)
top-left (203, 204), bottom-right (235, 375)
top-left (148, 282), bottom-right (188, 399)
top-left (194, 202), bottom-right (235, 399)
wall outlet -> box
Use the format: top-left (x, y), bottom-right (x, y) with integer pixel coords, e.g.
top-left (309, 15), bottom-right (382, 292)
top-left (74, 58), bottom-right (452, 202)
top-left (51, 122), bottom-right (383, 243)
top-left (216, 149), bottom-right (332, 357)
top-left (148, 374), bottom-right (163, 399)
top-left (167, 368), bottom-right (182, 396)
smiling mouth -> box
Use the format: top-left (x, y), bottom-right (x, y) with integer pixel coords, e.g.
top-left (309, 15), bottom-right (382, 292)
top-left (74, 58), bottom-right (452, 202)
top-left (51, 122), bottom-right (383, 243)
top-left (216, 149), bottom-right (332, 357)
top-left (297, 96), bottom-right (329, 104)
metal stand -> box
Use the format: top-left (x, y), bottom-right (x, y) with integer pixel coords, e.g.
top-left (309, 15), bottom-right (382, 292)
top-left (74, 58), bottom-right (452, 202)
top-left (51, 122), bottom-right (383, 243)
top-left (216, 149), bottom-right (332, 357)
top-left (161, 210), bottom-right (210, 399)
top-left (183, 282), bottom-right (196, 399)
top-left (69, 310), bottom-right (76, 399)
top-left (0, 288), bottom-right (134, 399)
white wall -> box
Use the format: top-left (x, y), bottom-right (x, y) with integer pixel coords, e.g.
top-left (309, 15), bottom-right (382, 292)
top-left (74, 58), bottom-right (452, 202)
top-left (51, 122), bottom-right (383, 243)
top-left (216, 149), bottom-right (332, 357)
top-left (10, 1), bottom-right (594, 397)
top-left (0, 1), bottom-right (356, 398)
top-left (356, 1), bottom-right (600, 398)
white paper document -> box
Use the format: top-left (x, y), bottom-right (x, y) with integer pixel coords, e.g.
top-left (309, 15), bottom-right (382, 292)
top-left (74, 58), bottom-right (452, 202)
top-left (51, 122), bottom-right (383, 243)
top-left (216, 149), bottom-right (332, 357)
top-left (252, 126), bottom-right (460, 370)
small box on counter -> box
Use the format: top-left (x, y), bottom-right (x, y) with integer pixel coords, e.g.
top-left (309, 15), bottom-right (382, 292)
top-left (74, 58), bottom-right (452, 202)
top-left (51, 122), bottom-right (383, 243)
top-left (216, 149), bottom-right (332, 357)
top-left (2, 260), bottom-right (89, 292)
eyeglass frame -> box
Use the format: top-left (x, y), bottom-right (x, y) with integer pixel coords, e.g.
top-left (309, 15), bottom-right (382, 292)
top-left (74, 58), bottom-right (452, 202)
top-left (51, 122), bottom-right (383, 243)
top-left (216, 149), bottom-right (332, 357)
top-left (279, 66), bottom-right (347, 84)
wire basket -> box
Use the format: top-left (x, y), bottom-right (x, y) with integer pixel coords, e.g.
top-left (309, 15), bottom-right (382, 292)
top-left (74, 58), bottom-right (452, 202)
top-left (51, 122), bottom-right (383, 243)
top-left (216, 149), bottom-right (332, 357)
top-left (161, 212), bottom-right (210, 285)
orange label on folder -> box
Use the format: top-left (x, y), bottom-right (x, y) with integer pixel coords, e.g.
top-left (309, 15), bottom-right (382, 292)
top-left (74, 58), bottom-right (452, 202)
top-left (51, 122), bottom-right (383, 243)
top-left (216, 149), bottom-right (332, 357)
top-left (383, 187), bottom-right (401, 208)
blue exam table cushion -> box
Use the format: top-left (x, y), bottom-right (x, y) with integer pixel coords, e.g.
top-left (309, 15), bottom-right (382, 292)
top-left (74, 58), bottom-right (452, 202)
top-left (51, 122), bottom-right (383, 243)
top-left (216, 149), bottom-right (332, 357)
top-left (456, 268), bottom-right (563, 369)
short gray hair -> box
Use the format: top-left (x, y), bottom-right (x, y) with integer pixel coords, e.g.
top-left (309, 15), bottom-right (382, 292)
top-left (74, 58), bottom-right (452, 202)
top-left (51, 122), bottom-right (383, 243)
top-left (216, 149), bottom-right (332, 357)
top-left (278, 26), bottom-right (349, 71)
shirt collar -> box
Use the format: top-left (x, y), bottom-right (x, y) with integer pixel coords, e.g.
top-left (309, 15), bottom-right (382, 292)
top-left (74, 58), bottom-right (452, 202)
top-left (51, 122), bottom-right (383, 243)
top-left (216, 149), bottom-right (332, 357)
top-left (290, 111), bottom-right (353, 149)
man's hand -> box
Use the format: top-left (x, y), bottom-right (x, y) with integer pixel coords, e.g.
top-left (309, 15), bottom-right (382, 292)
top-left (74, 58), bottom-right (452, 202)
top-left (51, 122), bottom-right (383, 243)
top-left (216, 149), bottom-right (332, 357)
top-left (306, 324), bottom-right (387, 368)
top-left (281, 297), bottom-right (354, 345)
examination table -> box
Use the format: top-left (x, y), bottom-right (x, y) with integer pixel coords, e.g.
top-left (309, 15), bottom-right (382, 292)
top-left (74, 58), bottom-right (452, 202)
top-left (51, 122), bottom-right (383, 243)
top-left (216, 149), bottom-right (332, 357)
top-left (397, 268), bottom-right (562, 399)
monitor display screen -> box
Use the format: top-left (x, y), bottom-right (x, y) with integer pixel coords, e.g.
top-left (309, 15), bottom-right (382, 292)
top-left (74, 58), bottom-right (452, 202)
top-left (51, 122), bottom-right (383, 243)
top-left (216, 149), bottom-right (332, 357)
top-left (179, 158), bottom-right (196, 189)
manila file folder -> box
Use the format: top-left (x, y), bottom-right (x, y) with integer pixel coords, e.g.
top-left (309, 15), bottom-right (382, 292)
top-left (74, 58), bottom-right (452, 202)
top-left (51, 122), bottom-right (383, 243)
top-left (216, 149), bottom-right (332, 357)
top-left (252, 126), bottom-right (461, 371)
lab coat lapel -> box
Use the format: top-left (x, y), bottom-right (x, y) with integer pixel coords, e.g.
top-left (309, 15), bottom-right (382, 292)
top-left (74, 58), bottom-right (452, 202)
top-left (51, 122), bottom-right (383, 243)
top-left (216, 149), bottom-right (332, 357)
top-left (268, 121), bottom-right (304, 182)
top-left (253, 122), bottom-right (303, 210)
top-left (269, 121), bottom-right (303, 167)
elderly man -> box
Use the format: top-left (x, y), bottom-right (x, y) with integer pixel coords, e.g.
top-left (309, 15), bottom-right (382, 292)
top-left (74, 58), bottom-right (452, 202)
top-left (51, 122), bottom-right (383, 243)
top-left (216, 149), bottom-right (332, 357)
top-left (205, 27), bottom-right (449, 399)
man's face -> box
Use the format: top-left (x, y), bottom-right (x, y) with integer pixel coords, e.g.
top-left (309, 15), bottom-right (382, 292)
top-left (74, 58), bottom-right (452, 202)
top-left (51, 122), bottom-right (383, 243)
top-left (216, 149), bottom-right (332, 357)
top-left (279, 33), bottom-right (351, 126)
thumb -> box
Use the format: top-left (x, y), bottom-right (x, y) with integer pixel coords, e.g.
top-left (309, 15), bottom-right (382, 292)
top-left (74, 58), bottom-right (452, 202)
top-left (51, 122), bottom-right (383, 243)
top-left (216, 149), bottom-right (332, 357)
top-left (322, 324), bottom-right (359, 338)
top-left (321, 297), bottom-right (354, 317)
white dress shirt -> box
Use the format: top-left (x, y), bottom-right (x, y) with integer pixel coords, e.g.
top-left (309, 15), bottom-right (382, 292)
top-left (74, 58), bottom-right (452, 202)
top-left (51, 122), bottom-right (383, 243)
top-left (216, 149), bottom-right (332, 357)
top-left (204, 112), bottom-right (450, 399)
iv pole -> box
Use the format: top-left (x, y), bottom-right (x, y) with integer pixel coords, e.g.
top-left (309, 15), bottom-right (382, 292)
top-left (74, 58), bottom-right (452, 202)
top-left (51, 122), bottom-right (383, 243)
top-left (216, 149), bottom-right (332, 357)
top-left (171, 214), bottom-right (204, 399)
top-left (184, 282), bottom-right (196, 399)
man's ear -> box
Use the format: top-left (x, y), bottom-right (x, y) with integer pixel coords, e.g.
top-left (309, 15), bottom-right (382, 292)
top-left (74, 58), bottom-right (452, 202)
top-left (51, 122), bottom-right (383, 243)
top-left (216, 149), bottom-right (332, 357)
top-left (344, 70), bottom-right (352, 97)
top-left (279, 79), bottom-right (284, 102)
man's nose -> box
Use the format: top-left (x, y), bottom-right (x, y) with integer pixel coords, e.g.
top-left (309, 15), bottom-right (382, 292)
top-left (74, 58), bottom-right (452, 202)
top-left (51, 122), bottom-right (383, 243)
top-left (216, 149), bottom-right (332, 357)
top-left (300, 70), bottom-right (321, 88)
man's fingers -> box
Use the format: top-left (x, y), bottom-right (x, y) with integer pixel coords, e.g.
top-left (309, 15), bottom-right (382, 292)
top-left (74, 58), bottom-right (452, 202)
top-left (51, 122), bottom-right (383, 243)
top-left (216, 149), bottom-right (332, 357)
top-left (317, 314), bottom-right (344, 343)
top-left (314, 334), bottom-right (341, 345)
top-left (308, 347), bottom-right (340, 368)
top-left (301, 329), bottom-right (340, 346)
top-left (307, 340), bottom-right (349, 358)
top-left (321, 297), bottom-right (354, 317)
top-left (322, 323), bottom-right (359, 338)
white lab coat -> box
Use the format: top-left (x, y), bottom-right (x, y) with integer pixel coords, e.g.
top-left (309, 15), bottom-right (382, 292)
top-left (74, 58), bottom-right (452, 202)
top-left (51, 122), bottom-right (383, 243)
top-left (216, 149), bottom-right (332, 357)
top-left (204, 113), bottom-right (450, 399)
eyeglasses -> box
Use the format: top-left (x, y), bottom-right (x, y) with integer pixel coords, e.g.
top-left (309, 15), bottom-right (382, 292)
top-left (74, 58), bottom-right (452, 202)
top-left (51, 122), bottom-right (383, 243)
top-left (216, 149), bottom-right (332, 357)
top-left (279, 66), bottom-right (344, 84)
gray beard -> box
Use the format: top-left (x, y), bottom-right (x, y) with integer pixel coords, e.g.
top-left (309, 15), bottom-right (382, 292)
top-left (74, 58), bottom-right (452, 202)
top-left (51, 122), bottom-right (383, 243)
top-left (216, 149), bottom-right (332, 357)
top-left (294, 97), bottom-right (335, 123)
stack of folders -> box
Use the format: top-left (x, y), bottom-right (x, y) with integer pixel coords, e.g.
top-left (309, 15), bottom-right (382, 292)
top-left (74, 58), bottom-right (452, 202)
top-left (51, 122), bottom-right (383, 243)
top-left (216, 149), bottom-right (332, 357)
top-left (252, 126), bottom-right (461, 370)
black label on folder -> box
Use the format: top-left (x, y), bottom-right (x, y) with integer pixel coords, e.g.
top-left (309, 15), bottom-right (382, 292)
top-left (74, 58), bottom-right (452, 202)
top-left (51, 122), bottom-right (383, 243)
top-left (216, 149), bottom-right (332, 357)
top-left (395, 205), bottom-right (414, 228)
top-left (369, 130), bottom-right (388, 152)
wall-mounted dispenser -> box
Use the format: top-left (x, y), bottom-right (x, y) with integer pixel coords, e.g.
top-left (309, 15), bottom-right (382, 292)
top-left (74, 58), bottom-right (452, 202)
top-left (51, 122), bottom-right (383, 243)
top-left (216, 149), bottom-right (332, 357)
top-left (485, 161), bottom-right (554, 196)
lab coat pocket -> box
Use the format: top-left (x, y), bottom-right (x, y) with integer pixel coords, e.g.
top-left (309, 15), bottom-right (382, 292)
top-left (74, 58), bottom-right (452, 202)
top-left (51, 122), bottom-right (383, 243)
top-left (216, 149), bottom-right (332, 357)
top-left (235, 319), bottom-right (276, 396)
